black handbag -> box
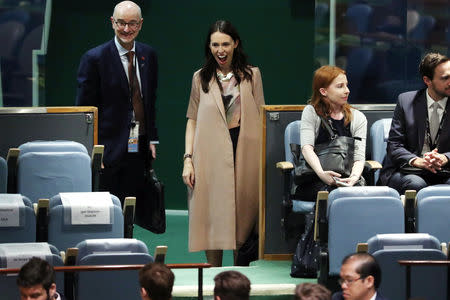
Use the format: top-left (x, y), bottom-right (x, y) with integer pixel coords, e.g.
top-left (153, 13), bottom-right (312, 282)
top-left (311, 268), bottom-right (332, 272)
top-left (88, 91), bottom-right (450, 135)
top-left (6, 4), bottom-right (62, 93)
top-left (134, 168), bottom-right (166, 234)
top-left (290, 211), bottom-right (321, 278)
top-left (292, 117), bottom-right (358, 185)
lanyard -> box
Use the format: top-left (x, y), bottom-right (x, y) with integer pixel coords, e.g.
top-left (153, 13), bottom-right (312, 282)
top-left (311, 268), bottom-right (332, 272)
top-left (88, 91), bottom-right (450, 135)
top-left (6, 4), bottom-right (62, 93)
top-left (425, 100), bottom-right (448, 150)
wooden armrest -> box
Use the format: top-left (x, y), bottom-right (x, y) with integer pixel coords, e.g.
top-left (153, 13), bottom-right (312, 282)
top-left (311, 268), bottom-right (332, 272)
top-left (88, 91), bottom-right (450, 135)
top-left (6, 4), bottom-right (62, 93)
top-left (276, 161), bottom-right (293, 170)
top-left (123, 196), bottom-right (136, 215)
top-left (65, 248), bottom-right (78, 265)
top-left (37, 199), bottom-right (49, 214)
top-left (314, 191), bottom-right (328, 242)
top-left (356, 243), bottom-right (368, 253)
top-left (6, 148), bottom-right (20, 193)
top-left (404, 190), bottom-right (416, 207)
top-left (6, 148), bottom-right (20, 162)
top-left (364, 160), bottom-right (382, 170)
top-left (441, 242), bottom-right (447, 256)
top-left (91, 145), bottom-right (104, 167)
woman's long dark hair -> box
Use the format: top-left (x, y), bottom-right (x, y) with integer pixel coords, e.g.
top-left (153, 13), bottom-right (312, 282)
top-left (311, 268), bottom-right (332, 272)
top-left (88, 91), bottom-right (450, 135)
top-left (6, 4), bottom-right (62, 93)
top-left (200, 20), bottom-right (253, 93)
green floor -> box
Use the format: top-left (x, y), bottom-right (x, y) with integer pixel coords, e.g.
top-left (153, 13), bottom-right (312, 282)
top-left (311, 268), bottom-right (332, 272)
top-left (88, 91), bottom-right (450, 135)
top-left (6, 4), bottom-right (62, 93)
top-left (133, 210), bottom-right (316, 299)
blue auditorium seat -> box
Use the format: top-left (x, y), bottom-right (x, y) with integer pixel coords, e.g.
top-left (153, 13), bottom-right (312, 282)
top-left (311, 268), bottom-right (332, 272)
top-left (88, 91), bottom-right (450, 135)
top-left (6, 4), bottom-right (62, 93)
top-left (74, 238), bottom-right (154, 300)
top-left (17, 150), bottom-right (92, 204)
top-left (0, 194), bottom-right (35, 242)
top-left (19, 140), bottom-right (89, 155)
top-left (416, 185), bottom-right (450, 244)
top-left (47, 193), bottom-right (124, 251)
top-left (317, 186), bottom-right (404, 285)
top-left (345, 3), bottom-right (373, 34)
top-left (367, 233), bottom-right (447, 300)
top-left (369, 118), bottom-right (391, 184)
top-left (0, 242), bottom-right (64, 299)
top-left (8, 140), bottom-right (103, 198)
top-left (279, 120), bottom-right (315, 214)
top-left (0, 156), bottom-right (6, 193)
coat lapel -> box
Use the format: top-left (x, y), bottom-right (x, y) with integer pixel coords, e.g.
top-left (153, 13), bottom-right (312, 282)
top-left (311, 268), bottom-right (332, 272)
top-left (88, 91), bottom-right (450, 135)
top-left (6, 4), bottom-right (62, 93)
top-left (210, 79), bottom-right (227, 124)
top-left (135, 43), bottom-right (148, 102)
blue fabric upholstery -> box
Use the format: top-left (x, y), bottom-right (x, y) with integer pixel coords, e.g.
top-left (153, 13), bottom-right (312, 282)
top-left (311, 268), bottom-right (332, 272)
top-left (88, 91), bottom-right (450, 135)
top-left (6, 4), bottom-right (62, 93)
top-left (369, 118), bottom-right (392, 183)
top-left (327, 187), bottom-right (404, 275)
top-left (17, 151), bottom-right (91, 204)
top-left (0, 243), bottom-right (64, 300)
top-left (75, 238), bottom-right (153, 300)
top-left (416, 185), bottom-right (450, 243)
top-left (284, 120), bottom-right (315, 213)
top-left (19, 140), bottom-right (88, 155)
top-left (0, 156), bottom-right (6, 193)
top-left (47, 194), bottom-right (124, 251)
top-left (0, 194), bottom-right (35, 243)
top-left (368, 233), bottom-right (447, 300)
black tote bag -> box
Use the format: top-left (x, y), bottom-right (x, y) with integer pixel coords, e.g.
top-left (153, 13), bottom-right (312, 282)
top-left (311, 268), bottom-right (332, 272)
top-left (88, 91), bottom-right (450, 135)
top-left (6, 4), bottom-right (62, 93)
top-left (135, 168), bottom-right (166, 234)
top-left (291, 117), bottom-right (357, 185)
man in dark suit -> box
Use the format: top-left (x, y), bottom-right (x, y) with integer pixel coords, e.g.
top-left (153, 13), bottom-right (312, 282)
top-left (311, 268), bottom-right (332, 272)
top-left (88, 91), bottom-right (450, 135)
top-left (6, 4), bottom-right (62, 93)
top-left (332, 253), bottom-right (388, 300)
top-left (379, 52), bottom-right (450, 193)
top-left (17, 257), bottom-right (66, 300)
top-left (76, 1), bottom-right (158, 204)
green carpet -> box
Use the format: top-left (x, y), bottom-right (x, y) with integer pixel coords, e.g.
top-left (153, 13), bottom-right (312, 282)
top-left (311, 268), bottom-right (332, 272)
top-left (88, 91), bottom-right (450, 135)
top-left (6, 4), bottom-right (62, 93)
top-left (133, 210), bottom-right (233, 265)
top-left (133, 210), bottom-right (316, 299)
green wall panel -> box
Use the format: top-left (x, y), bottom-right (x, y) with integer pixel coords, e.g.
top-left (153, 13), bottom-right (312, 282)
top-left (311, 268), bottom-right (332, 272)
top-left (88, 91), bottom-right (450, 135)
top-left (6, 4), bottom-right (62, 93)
top-left (45, 0), bottom-right (314, 209)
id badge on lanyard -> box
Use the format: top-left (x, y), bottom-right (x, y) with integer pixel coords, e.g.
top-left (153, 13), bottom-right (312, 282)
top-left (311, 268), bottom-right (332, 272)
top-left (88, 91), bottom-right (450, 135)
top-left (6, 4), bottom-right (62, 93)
top-left (128, 121), bottom-right (139, 153)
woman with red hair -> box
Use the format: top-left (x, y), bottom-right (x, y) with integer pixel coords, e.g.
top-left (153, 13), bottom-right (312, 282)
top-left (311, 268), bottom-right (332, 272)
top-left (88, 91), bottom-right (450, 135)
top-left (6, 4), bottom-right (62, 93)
top-left (296, 65), bottom-right (367, 200)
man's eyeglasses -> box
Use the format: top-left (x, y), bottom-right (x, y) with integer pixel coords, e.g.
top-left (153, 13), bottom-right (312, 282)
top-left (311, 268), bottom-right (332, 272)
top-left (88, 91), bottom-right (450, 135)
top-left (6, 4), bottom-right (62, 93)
top-left (113, 19), bottom-right (141, 30)
top-left (338, 277), bottom-right (365, 286)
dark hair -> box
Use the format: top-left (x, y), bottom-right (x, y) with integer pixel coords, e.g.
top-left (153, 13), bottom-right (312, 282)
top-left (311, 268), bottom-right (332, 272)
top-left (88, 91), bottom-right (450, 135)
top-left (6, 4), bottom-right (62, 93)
top-left (294, 283), bottom-right (331, 300)
top-left (342, 253), bottom-right (381, 289)
top-left (200, 20), bottom-right (253, 93)
top-left (139, 263), bottom-right (175, 300)
top-left (214, 271), bottom-right (251, 300)
top-left (419, 52), bottom-right (449, 80)
top-left (310, 65), bottom-right (352, 126)
top-left (16, 257), bottom-right (55, 295)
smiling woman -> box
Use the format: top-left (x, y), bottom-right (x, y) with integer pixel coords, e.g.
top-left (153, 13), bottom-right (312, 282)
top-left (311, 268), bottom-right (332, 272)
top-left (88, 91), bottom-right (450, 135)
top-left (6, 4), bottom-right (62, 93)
top-left (182, 20), bottom-right (265, 267)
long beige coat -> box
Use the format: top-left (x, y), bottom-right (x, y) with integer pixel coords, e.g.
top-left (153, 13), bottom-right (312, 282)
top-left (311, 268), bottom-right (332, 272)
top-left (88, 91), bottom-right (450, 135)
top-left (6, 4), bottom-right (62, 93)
top-left (186, 67), bottom-right (265, 251)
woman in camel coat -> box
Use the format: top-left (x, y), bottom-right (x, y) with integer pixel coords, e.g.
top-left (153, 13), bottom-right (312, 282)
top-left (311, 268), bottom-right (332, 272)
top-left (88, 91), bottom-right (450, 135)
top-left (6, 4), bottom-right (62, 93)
top-left (182, 20), bottom-right (265, 266)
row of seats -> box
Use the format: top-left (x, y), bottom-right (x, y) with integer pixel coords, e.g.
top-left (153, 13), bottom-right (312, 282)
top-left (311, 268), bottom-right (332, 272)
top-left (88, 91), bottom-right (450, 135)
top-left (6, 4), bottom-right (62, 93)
top-left (0, 192), bottom-right (136, 250)
top-left (313, 186), bottom-right (449, 300)
top-left (0, 239), bottom-right (154, 300)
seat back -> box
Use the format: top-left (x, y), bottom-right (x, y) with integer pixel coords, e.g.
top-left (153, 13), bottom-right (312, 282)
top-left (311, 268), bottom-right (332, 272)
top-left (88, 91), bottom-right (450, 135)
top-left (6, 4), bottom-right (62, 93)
top-left (49, 192), bottom-right (121, 209)
top-left (0, 156), bottom-right (6, 193)
top-left (327, 187), bottom-right (404, 275)
top-left (47, 193), bottom-right (124, 251)
top-left (284, 120), bottom-right (301, 164)
top-left (368, 233), bottom-right (447, 300)
top-left (75, 238), bottom-right (153, 300)
top-left (416, 185), bottom-right (450, 243)
top-left (19, 140), bottom-right (88, 155)
top-left (0, 194), bottom-right (35, 242)
top-left (17, 151), bottom-right (91, 204)
top-left (346, 3), bottom-right (373, 34)
top-left (0, 243), bottom-right (64, 299)
top-left (283, 120), bottom-right (315, 213)
top-left (369, 118), bottom-right (392, 183)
